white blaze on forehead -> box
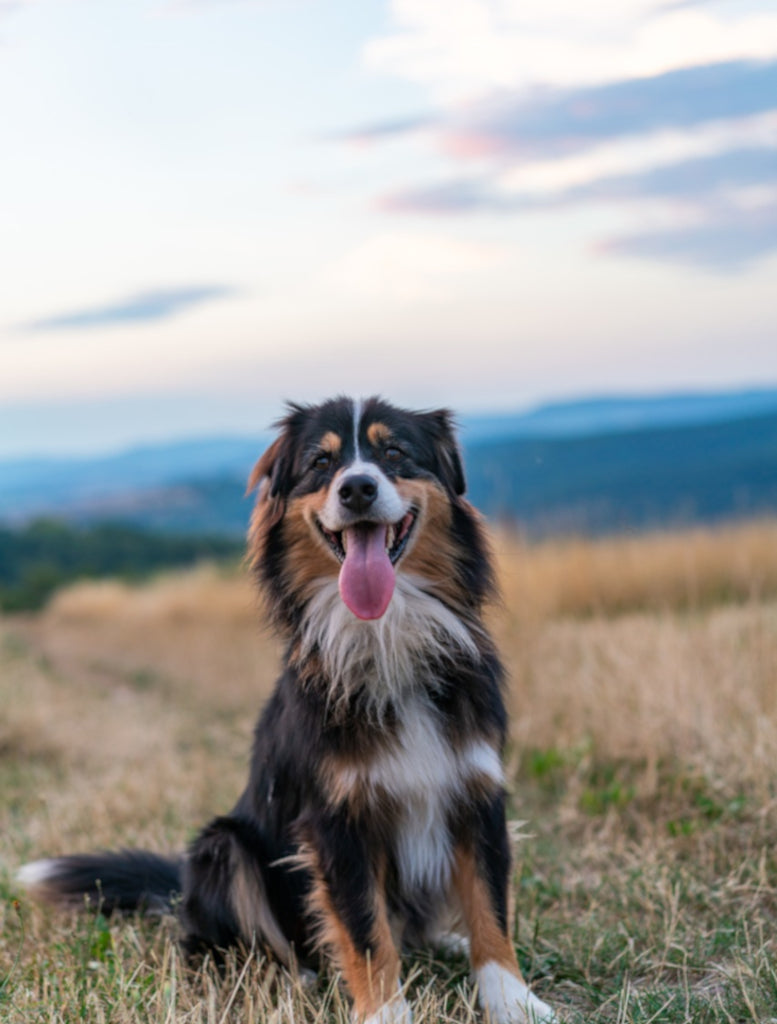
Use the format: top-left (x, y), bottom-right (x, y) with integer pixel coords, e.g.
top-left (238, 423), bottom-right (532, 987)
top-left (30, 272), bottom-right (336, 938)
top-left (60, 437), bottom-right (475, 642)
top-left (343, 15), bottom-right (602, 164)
top-left (353, 397), bottom-right (363, 460)
top-left (318, 398), bottom-right (407, 531)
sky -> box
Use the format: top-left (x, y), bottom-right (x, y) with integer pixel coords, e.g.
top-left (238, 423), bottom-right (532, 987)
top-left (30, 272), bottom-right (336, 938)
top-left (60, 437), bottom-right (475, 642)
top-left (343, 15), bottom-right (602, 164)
top-left (1, 0), bottom-right (776, 457)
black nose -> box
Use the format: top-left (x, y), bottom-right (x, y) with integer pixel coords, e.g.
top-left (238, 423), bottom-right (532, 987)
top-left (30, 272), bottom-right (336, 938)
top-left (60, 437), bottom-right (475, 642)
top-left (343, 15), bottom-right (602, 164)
top-left (338, 474), bottom-right (378, 514)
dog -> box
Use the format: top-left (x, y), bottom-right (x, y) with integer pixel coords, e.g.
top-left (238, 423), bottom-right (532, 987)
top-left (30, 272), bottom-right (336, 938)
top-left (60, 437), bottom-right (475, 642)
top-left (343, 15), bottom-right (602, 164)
top-left (19, 396), bottom-right (556, 1024)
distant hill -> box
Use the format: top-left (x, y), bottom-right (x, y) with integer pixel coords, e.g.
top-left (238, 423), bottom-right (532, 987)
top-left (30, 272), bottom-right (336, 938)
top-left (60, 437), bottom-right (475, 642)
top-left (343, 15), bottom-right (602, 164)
top-left (465, 409), bottom-right (777, 536)
top-left (2, 388), bottom-right (777, 538)
top-left (461, 388), bottom-right (777, 441)
top-left (0, 436), bottom-right (270, 526)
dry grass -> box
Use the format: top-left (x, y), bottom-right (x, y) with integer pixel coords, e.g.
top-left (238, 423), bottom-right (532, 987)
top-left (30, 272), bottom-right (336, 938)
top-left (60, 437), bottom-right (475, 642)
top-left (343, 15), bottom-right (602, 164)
top-left (499, 601), bottom-right (777, 797)
top-left (494, 518), bottom-right (777, 620)
top-left (2, 522), bottom-right (777, 1022)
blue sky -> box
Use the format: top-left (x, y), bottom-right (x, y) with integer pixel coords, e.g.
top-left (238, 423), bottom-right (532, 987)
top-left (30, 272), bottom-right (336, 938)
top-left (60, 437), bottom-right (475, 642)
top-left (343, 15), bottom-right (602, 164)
top-left (1, 0), bottom-right (776, 456)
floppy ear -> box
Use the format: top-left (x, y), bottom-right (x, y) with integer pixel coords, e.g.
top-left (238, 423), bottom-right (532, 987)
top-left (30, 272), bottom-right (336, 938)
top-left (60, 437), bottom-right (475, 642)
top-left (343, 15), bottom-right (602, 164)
top-left (425, 409), bottom-right (466, 497)
top-left (246, 433), bottom-right (291, 502)
top-left (246, 432), bottom-right (293, 569)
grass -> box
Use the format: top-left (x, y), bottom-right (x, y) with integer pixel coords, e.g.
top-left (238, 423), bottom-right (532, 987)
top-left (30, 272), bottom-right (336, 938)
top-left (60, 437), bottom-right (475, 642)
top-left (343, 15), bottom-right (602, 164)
top-left (494, 518), bottom-right (777, 620)
top-left (2, 521), bottom-right (777, 1022)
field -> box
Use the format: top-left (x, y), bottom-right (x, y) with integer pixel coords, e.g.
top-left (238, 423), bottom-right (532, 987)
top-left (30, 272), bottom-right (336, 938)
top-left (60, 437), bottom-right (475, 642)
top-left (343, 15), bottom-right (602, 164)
top-left (2, 520), bottom-right (777, 1022)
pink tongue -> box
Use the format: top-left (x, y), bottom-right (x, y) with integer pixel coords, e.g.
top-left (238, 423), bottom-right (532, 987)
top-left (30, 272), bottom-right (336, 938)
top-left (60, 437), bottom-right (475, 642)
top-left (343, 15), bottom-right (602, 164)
top-left (339, 524), bottom-right (395, 620)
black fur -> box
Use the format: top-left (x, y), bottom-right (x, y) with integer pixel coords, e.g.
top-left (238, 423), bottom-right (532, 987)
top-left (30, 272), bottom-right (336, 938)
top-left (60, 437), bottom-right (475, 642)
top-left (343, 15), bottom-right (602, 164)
top-left (24, 850), bottom-right (182, 914)
top-left (21, 396), bottom-right (535, 1018)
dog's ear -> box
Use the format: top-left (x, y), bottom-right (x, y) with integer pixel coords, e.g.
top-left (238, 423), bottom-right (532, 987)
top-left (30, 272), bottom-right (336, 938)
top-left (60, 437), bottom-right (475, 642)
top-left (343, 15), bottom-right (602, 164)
top-left (246, 430), bottom-right (299, 526)
top-left (246, 435), bottom-right (288, 501)
top-left (247, 402), bottom-right (310, 507)
top-left (423, 409), bottom-right (466, 497)
top-left (246, 432), bottom-right (295, 550)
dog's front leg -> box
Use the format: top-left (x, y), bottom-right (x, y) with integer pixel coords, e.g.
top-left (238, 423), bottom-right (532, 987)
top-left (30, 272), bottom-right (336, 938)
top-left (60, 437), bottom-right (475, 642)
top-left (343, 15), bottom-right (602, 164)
top-left (306, 812), bottom-right (411, 1024)
top-left (452, 802), bottom-right (556, 1024)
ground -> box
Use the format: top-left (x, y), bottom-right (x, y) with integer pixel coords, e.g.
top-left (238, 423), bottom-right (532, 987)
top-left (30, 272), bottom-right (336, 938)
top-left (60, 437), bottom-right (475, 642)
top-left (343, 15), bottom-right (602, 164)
top-left (2, 523), bottom-right (777, 1022)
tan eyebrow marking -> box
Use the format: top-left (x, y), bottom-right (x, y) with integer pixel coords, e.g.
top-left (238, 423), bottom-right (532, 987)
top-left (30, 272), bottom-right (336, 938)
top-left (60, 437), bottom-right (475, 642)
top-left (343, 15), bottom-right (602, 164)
top-left (320, 431), bottom-right (342, 454)
top-left (367, 422), bottom-right (392, 447)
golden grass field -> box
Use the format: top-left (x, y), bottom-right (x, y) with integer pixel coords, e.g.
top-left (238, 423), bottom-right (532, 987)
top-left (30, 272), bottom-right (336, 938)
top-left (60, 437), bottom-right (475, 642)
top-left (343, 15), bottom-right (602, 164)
top-left (2, 519), bottom-right (777, 1022)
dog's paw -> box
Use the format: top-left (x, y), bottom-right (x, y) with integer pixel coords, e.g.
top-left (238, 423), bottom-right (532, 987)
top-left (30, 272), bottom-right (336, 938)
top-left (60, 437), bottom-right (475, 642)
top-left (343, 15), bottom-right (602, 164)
top-left (476, 962), bottom-right (557, 1024)
top-left (361, 993), bottom-right (414, 1024)
top-left (429, 929), bottom-right (471, 958)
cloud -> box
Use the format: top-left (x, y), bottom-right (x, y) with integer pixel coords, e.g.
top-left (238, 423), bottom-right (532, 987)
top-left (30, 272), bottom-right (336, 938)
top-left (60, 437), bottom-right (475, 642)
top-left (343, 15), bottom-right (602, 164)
top-left (365, 0), bottom-right (777, 99)
top-left (379, 178), bottom-right (494, 215)
top-left (23, 285), bottom-right (238, 333)
top-left (381, 146), bottom-right (777, 212)
top-left (561, 146), bottom-right (777, 203)
top-left (355, 6), bottom-right (777, 274)
top-left (348, 59), bottom-right (777, 161)
top-left (451, 59), bottom-right (776, 157)
top-left (329, 114), bottom-right (433, 146)
top-left (362, 53), bottom-right (777, 273)
top-left (600, 201), bottom-right (777, 270)
top-left (379, 146), bottom-right (777, 270)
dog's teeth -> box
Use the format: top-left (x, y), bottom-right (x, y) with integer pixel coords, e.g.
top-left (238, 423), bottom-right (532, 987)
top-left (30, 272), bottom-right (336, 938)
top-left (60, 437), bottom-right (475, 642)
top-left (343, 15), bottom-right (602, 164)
top-left (386, 525), bottom-right (395, 552)
top-left (341, 531), bottom-right (348, 553)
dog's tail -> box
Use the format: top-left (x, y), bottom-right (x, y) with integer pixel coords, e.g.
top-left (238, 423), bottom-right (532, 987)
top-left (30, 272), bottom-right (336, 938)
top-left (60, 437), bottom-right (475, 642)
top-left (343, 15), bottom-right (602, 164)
top-left (17, 850), bottom-right (183, 914)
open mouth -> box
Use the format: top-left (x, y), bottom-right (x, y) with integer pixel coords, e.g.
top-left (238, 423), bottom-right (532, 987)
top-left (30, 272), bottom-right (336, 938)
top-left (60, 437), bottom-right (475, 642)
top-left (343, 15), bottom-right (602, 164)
top-left (316, 508), bottom-right (417, 566)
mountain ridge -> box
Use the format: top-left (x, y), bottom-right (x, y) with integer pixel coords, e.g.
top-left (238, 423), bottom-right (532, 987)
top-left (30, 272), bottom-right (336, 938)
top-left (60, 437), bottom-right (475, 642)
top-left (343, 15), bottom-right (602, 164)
top-left (3, 388), bottom-right (777, 537)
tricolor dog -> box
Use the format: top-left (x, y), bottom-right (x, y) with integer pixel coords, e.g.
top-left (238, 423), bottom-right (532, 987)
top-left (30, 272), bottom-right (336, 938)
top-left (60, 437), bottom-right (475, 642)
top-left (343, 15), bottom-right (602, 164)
top-left (20, 396), bottom-right (556, 1024)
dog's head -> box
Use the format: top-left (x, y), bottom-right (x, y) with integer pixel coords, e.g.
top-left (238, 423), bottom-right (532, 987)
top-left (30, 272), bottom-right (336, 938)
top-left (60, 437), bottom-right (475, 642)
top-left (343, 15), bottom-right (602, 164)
top-left (248, 396), bottom-right (490, 631)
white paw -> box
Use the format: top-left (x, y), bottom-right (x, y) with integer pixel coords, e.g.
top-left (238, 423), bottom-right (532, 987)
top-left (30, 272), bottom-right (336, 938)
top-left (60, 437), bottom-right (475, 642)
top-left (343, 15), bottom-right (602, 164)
top-left (361, 993), bottom-right (413, 1024)
top-left (476, 962), bottom-right (557, 1024)
top-left (431, 930), bottom-right (471, 958)
top-left (297, 967), bottom-right (318, 989)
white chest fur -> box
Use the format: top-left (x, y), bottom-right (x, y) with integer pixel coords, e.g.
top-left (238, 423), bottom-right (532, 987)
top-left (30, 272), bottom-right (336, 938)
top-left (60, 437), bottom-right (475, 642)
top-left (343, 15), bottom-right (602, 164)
top-left (340, 699), bottom-right (504, 894)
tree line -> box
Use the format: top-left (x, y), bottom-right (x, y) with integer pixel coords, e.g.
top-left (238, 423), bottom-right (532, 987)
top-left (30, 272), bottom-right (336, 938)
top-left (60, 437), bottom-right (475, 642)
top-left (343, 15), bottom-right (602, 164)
top-left (0, 519), bottom-right (243, 612)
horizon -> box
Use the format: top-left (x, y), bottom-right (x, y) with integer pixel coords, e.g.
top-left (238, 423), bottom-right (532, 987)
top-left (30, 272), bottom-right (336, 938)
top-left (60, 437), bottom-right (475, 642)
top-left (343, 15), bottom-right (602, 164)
top-left (3, 381), bottom-right (777, 463)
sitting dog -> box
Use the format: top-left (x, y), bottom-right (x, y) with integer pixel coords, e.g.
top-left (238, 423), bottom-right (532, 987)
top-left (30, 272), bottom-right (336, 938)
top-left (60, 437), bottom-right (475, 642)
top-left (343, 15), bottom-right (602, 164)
top-left (20, 396), bottom-right (556, 1023)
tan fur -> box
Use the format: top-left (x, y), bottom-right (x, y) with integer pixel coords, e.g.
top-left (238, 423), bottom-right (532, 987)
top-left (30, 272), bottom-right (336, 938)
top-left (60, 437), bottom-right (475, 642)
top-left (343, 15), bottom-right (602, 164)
top-left (320, 755), bottom-right (371, 811)
top-left (248, 455), bottom-right (483, 625)
top-left (321, 431), bottom-right (342, 456)
top-left (283, 491), bottom-right (339, 600)
top-left (247, 480), bottom-right (339, 632)
top-left (246, 435), bottom-right (285, 497)
top-left (306, 855), bottom-right (401, 1018)
top-left (247, 509), bottom-right (270, 581)
top-left (230, 846), bottom-right (293, 964)
top-left (451, 846), bottom-right (522, 975)
top-left (246, 437), bottom-right (288, 577)
top-left (367, 422), bottom-right (392, 447)
top-left (398, 479), bottom-right (475, 612)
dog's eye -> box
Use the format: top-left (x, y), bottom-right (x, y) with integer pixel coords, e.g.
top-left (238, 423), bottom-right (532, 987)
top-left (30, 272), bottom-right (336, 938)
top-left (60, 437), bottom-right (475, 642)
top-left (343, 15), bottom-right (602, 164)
top-left (384, 446), bottom-right (403, 462)
top-left (313, 452), bottom-right (332, 471)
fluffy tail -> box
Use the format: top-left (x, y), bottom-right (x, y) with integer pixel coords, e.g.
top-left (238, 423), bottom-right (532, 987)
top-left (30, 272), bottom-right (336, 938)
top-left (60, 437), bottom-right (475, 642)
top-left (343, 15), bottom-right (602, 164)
top-left (17, 850), bottom-right (183, 914)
